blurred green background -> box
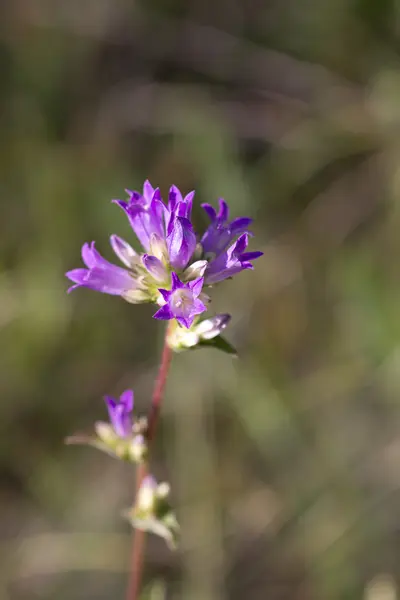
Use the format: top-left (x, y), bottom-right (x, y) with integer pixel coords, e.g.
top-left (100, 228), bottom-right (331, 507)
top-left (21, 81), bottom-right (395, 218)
top-left (2, 1), bottom-right (400, 598)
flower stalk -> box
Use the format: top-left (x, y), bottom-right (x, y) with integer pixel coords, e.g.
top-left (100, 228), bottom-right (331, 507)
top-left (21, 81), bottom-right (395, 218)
top-left (126, 323), bottom-right (173, 600)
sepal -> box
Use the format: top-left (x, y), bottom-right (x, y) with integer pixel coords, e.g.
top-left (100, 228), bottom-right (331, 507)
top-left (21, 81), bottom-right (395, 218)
top-left (65, 416), bottom-right (148, 463)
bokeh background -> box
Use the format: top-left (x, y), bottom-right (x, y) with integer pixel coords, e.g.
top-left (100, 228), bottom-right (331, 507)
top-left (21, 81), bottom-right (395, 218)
top-left (2, 1), bottom-right (400, 599)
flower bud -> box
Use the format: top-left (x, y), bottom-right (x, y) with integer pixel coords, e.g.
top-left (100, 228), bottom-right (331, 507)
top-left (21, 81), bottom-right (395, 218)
top-left (124, 476), bottom-right (180, 549)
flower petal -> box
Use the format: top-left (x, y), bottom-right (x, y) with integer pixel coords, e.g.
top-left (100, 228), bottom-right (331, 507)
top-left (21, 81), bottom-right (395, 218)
top-left (188, 277), bottom-right (204, 297)
top-left (66, 268), bottom-right (89, 284)
top-left (171, 272), bottom-right (182, 291)
top-left (120, 389), bottom-right (134, 411)
top-left (142, 254), bottom-right (168, 282)
top-left (201, 203), bottom-right (217, 221)
top-left (110, 235), bottom-right (137, 268)
top-left (217, 198), bottom-right (229, 222)
top-left (240, 251), bottom-right (263, 261)
top-left (158, 288), bottom-right (171, 302)
top-left (153, 304), bottom-right (174, 321)
top-left (167, 217), bottom-right (196, 270)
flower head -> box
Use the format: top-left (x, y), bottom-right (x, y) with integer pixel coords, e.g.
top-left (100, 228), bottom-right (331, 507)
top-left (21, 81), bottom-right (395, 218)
top-left (153, 273), bottom-right (207, 328)
top-left (66, 389), bottom-right (148, 463)
top-left (201, 198), bottom-right (253, 257)
top-left (66, 238), bottom-right (170, 304)
top-left (113, 181), bottom-right (196, 270)
top-left (104, 389), bottom-right (134, 438)
top-left (66, 180), bottom-right (262, 331)
top-left (205, 233), bottom-right (263, 284)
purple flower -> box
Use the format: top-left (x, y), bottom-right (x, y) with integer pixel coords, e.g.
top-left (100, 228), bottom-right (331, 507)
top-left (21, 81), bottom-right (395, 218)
top-left (66, 240), bottom-right (137, 296)
top-left (166, 216), bottom-right (196, 270)
top-left (104, 389), bottom-right (134, 438)
top-left (201, 198), bottom-right (253, 256)
top-left (153, 272), bottom-right (207, 328)
top-left (114, 181), bottom-right (196, 270)
top-left (66, 180), bottom-right (262, 328)
top-left (205, 233), bottom-right (263, 284)
top-left (66, 238), bottom-right (167, 303)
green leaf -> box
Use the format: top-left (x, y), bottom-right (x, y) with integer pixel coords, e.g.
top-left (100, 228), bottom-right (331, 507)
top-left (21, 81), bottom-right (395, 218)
top-left (196, 335), bottom-right (238, 357)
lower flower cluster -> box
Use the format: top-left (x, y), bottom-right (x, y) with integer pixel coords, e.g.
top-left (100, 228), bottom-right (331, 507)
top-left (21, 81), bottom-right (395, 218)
top-left (67, 389), bottom-right (178, 547)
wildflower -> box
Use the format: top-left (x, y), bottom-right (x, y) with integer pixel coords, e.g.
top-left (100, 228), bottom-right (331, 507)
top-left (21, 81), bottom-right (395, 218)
top-left (104, 389), bottom-right (134, 438)
top-left (201, 198), bottom-right (252, 256)
top-left (204, 233), bottom-right (263, 284)
top-left (153, 273), bottom-right (207, 329)
top-left (113, 182), bottom-right (196, 269)
top-left (66, 238), bottom-right (161, 303)
top-left (66, 390), bottom-right (148, 463)
top-left (66, 180), bottom-right (262, 329)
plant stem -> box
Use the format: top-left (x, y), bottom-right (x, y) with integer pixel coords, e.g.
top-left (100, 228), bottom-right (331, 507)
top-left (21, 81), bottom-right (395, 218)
top-left (126, 324), bottom-right (173, 600)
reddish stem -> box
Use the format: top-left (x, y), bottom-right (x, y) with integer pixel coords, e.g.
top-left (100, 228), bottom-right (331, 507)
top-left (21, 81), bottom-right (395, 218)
top-left (126, 325), bottom-right (173, 600)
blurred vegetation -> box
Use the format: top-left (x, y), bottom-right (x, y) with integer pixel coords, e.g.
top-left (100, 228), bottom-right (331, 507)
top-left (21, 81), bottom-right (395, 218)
top-left (2, 0), bottom-right (400, 599)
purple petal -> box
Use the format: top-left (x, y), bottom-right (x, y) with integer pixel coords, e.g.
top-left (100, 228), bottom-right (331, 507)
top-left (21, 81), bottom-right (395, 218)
top-left (177, 315), bottom-right (193, 329)
top-left (201, 203), bottom-right (217, 221)
top-left (168, 185), bottom-right (183, 212)
top-left (171, 272), bottom-right (182, 291)
top-left (143, 180), bottom-right (155, 203)
top-left (183, 191), bottom-right (195, 218)
top-left (234, 233), bottom-right (249, 255)
top-left (81, 243), bottom-right (97, 268)
top-left (104, 395), bottom-right (117, 412)
top-left (80, 266), bottom-right (135, 295)
top-left (158, 288), bottom-right (171, 302)
top-left (217, 198), bottom-right (229, 222)
top-left (240, 251), bottom-right (263, 261)
top-left (192, 297), bottom-right (207, 314)
top-left (141, 475), bottom-right (158, 491)
top-left (153, 304), bottom-right (174, 321)
top-left (66, 268), bottom-right (89, 284)
top-left (188, 277), bottom-right (204, 297)
top-left (120, 389), bottom-right (134, 411)
top-left (112, 199), bottom-right (128, 211)
top-left (141, 254), bottom-right (168, 282)
top-left (230, 217), bottom-right (253, 233)
top-left (110, 235), bottom-right (137, 268)
top-left (167, 217), bottom-right (196, 270)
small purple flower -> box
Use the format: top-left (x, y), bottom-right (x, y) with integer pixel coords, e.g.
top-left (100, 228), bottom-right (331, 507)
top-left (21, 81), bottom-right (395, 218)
top-left (201, 198), bottom-right (253, 256)
top-left (66, 238), bottom-right (170, 303)
top-left (113, 181), bottom-right (166, 253)
top-left (166, 216), bottom-right (196, 270)
top-left (66, 239), bottom-right (143, 297)
top-left (205, 233), bottom-right (263, 284)
top-left (104, 389), bottom-right (134, 438)
top-left (113, 181), bottom-right (196, 269)
top-left (153, 272), bottom-right (207, 328)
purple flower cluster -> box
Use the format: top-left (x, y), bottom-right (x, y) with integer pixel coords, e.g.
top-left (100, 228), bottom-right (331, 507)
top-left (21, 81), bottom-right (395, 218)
top-left (66, 181), bottom-right (262, 329)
